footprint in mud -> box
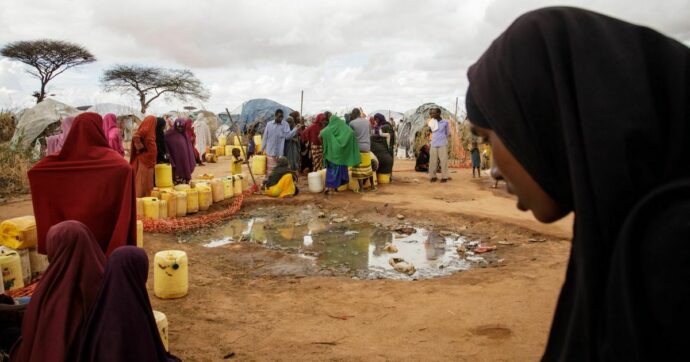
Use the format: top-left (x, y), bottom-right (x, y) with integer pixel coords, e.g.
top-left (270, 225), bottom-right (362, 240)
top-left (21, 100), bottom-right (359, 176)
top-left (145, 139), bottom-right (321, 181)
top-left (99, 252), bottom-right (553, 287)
top-left (471, 324), bottom-right (513, 340)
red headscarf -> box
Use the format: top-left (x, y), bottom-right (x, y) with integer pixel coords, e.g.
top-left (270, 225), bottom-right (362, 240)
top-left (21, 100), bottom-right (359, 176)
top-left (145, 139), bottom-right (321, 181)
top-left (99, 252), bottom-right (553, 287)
top-left (28, 112), bottom-right (137, 256)
top-left (300, 113), bottom-right (326, 145)
top-left (11, 220), bottom-right (106, 362)
top-left (130, 115), bottom-right (157, 168)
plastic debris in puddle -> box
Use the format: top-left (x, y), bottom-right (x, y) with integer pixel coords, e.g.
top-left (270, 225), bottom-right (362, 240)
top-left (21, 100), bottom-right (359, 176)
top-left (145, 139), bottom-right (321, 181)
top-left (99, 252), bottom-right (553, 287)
top-left (203, 237), bottom-right (235, 248)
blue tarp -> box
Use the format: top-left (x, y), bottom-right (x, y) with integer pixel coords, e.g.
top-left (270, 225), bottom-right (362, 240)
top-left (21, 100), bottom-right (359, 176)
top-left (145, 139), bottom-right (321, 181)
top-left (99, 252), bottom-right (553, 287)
top-left (226, 98), bottom-right (294, 134)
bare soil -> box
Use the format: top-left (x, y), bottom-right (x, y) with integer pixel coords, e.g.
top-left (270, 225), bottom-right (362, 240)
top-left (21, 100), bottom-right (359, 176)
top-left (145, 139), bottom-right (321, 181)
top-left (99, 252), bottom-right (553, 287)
top-left (0, 158), bottom-right (573, 361)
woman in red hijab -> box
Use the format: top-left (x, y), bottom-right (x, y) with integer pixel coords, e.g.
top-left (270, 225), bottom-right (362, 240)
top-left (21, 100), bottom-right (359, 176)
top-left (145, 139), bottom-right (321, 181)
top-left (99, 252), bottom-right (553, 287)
top-left (300, 113), bottom-right (328, 171)
top-left (11, 220), bottom-right (106, 362)
top-left (130, 115), bottom-right (158, 197)
top-left (27, 112), bottom-right (136, 256)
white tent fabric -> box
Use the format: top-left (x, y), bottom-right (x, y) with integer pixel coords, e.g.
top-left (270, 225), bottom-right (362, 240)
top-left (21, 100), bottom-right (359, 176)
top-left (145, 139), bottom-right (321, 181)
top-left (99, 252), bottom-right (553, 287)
top-left (11, 98), bottom-right (81, 148)
top-left (86, 103), bottom-right (144, 120)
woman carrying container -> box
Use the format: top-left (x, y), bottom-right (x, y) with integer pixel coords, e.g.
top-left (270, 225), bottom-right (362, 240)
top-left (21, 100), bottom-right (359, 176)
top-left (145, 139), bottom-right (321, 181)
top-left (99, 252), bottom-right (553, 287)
top-left (130, 115), bottom-right (158, 197)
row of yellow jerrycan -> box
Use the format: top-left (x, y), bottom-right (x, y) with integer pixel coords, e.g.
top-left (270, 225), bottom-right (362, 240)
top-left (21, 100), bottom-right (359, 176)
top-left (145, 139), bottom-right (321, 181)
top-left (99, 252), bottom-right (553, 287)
top-left (0, 245), bottom-right (49, 293)
top-left (136, 175), bottom-right (248, 220)
top-left (0, 216), bottom-right (49, 292)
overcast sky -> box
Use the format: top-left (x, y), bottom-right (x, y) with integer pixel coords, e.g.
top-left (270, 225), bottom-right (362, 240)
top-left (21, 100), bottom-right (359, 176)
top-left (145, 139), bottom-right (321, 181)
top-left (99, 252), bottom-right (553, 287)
top-left (1, 0), bottom-right (689, 115)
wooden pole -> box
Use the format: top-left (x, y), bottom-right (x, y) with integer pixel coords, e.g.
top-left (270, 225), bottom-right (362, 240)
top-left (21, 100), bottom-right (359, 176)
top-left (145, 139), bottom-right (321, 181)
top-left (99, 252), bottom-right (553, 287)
top-left (454, 97), bottom-right (459, 123)
top-left (226, 108), bottom-right (257, 187)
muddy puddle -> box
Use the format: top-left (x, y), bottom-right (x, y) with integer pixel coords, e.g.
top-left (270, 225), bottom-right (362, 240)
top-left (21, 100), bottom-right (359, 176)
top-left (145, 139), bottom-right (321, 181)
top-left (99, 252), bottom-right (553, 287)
top-left (175, 205), bottom-right (489, 280)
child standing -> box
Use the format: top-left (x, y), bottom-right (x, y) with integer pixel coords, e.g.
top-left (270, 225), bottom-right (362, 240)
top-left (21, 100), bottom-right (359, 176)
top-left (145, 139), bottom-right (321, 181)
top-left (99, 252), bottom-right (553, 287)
top-left (231, 148), bottom-right (244, 175)
top-left (470, 141), bottom-right (481, 178)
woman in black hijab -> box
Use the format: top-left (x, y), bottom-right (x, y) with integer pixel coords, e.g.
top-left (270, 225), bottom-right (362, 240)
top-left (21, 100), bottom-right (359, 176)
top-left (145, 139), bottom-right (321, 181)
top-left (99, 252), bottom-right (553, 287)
top-left (466, 7), bottom-right (690, 361)
top-left (155, 117), bottom-right (168, 164)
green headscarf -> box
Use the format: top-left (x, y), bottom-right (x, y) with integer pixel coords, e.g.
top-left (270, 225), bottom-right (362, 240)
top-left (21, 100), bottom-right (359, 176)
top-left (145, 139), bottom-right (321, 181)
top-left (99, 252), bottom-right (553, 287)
top-left (320, 115), bottom-right (361, 167)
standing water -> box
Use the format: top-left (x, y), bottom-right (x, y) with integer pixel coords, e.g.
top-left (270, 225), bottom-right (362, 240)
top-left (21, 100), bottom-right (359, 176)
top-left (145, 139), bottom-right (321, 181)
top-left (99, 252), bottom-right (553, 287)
top-left (177, 206), bottom-right (483, 280)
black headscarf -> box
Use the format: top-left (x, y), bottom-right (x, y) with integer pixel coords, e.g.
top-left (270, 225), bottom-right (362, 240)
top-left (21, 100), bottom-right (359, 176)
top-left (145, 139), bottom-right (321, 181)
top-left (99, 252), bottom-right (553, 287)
top-left (155, 118), bottom-right (168, 163)
top-left (467, 7), bottom-right (690, 361)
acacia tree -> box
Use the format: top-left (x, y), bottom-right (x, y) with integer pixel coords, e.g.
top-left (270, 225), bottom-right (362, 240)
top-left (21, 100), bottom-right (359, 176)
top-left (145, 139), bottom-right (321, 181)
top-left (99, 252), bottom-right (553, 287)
top-left (101, 65), bottom-right (210, 114)
top-left (1, 39), bottom-right (96, 103)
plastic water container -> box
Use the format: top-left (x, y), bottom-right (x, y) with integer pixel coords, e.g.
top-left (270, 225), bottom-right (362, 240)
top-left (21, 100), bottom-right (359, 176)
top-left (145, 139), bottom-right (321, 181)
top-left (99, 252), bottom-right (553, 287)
top-left (0, 248), bottom-right (24, 291)
top-left (252, 155), bottom-right (267, 175)
top-left (222, 177), bottom-right (234, 198)
top-left (174, 191), bottom-right (187, 217)
top-left (378, 173), bottom-right (391, 184)
top-left (154, 164), bottom-right (173, 188)
top-left (210, 178), bottom-right (224, 202)
top-left (17, 248), bottom-right (30, 286)
top-left (214, 145), bottom-right (224, 156)
top-left (153, 310), bottom-right (170, 352)
top-left (225, 145), bottom-right (233, 157)
top-left (159, 192), bottom-right (176, 219)
top-left (142, 197), bottom-right (160, 220)
top-left (185, 189), bottom-right (199, 213)
top-left (254, 135), bottom-right (262, 153)
top-left (154, 250), bottom-right (188, 299)
top-left (136, 220), bottom-right (144, 248)
top-left (174, 184), bottom-right (190, 191)
top-left (196, 185), bottom-right (212, 211)
top-left (29, 248), bottom-right (49, 278)
top-left (231, 134), bottom-right (242, 146)
top-left (136, 198), bottom-right (145, 218)
top-left (233, 175), bottom-right (243, 195)
top-left (218, 135), bottom-right (227, 147)
top-left (348, 170), bottom-right (359, 191)
top-left (0, 215), bottom-right (37, 249)
top-left (308, 172), bottom-right (323, 193)
top-left (158, 199), bottom-right (168, 219)
top-left (240, 173), bottom-right (249, 190)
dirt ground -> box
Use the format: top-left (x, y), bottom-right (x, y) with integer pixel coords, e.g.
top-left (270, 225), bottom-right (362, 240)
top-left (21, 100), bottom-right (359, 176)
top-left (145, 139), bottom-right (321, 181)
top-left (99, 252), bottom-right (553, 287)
top-left (0, 157), bottom-right (573, 361)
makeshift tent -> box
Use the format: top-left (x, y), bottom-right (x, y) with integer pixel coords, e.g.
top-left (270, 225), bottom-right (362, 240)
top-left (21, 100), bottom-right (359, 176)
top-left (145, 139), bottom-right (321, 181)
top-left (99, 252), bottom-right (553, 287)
top-left (398, 103), bottom-right (469, 163)
top-left (236, 99), bottom-right (294, 134)
top-left (11, 98), bottom-right (81, 149)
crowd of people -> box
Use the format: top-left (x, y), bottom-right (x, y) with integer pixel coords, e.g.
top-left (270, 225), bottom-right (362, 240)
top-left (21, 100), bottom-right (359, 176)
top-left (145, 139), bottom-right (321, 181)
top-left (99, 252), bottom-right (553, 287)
top-left (259, 108), bottom-right (404, 196)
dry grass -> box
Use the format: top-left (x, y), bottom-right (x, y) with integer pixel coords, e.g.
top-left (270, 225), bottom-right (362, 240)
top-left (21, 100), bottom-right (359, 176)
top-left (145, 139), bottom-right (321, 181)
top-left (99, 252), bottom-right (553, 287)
top-left (0, 109), bottom-right (16, 142)
top-left (0, 141), bottom-right (34, 199)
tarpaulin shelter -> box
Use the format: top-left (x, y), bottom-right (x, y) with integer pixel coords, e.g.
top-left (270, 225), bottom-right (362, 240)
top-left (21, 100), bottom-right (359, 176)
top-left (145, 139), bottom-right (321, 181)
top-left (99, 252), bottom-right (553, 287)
top-left (11, 98), bottom-right (81, 149)
top-left (398, 103), bottom-right (468, 162)
top-left (236, 98), bottom-right (294, 134)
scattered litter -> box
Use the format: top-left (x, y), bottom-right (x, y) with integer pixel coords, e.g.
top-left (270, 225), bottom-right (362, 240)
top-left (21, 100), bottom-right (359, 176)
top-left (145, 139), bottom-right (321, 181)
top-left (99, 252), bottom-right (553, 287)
top-left (396, 214), bottom-right (405, 220)
top-left (466, 256), bottom-right (487, 264)
top-left (389, 257), bottom-right (416, 275)
top-left (456, 244), bottom-right (467, 258)
top-left (332, 217), bottom-right (347, 223)
top-left (303, 234), bottom-right (314, 247)
top-left (474, 245), bottom-right (497, 254)
top-left (394, 226), bottom-right (416, 235)
top-left (317, 212), bottom-right (326, 218)
top-left (498, 241), bottom-right (515, 246)
top-left (344, 230), bottom-right (359, 236)
top-left (327, 314), bottom-right (354, 320)
top-left (528, 238), bottom-right (547, 243)
top-left (383, 243), bottom-right (398, 253)
top-left (203, 237), bottom-right (234, 248)
top-left (223, 352), bottom-right (236, 359)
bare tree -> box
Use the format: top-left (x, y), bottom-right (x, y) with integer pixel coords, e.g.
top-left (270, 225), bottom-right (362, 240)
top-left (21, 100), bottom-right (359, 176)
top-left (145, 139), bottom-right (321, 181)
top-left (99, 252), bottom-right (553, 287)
top-left (101, 65), bottom-right (210, 114)
top-left (1, 39), bottom-right (96, 103)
